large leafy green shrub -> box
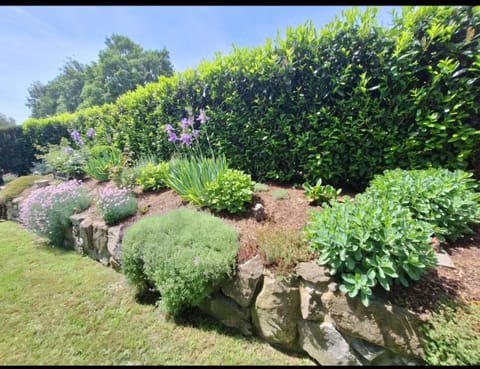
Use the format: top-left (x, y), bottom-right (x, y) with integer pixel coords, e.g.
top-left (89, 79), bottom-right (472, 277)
top-left (121, 207), bottom-right (239, 316)
top-left (19, 180), bottom-right (91, 247)
top-left (304, 194), bottom-right (437, 307)
top-left (365, 168), bottom-right (480, 242)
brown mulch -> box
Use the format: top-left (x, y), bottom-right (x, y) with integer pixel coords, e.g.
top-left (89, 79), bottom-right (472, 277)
top-left (80, 178), bottom-right (480, 316)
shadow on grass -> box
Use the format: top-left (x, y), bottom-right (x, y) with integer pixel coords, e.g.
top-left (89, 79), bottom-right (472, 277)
top-left (171, 306), bottom-right (311, 361)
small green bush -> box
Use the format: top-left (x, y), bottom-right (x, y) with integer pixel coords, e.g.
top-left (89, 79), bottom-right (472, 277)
top-left (19, 180), bottom-right (90, 247)
top-left (136, 162), bottom-right (170, 192)
top-left (257, 223), bottom-right (313, 276)
top-left (84, 145), bottom-right (123, 182)
top-left (420, 300), bottom-right (480, 365)
top-left (304, 194), bottom-right (437, 307)
top-left (121, 207), bottom-right (239, 316)
top-left (271, 189), bottom-right (289, 200)
top-left (303, 178), bottom-right (342, 206)
top-left (204, 169), bottom-right (254, 213)
top-left (0, 175), bottom-right (48, 205)
top-left (366, 168), bottom-right (480, 242)
top-left (96, 186), bottom-right (137, 225)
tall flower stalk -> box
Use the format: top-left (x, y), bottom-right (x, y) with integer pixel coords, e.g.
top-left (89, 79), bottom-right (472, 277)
top-left (163, 107), bottom-right (227, 206)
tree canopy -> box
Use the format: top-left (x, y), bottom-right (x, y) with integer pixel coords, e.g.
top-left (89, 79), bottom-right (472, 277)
top-left (26, 34), bottom-right (174, 119)
top-left (0, 113), bottom-right (16, 128)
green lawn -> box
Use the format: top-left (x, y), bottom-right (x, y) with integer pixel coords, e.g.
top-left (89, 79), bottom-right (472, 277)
top-left (0, 221), bottom-right (314, 365)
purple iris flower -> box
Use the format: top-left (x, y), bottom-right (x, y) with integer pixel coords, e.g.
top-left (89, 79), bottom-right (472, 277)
top-left (168, 132), bottom-right (178, 142)
top-left (180, 133), bottom-right (192, 146)
top-left (71, 129), bottom-right (81, 143)
top-left (86, 128), bottom-right (95, 137)
top-left (196, 109), bottom-right (209, 124)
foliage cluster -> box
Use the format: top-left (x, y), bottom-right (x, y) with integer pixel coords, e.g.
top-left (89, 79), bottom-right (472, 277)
top-left (26, 34), bottom-right (174, 118)
top-left (305, 168), bottom-right (480, 306)
top-left (121, 207), bottom-right (240, 316)
top-left (365, 168), bottom-right (480, 242)
top-left (420, 300), bottom-right (480, 365)
top-left (303, 178), bottom-right (342, 206)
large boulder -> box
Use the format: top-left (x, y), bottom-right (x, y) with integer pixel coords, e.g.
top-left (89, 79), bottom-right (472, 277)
top-left (221, 255), bottom-right (264, 308)
top-left (321, 291), bottom-right (425, 359)
top-left (198, 293), bottom-right (253, 335)
top-left (92, 220), bottom-right (110, 266)
top-left (298, 318), bottom-right (362, 365)
top-left (251, 270), bottom-right (301, 351)
top-left (296, 262), bottom-right (331, 321)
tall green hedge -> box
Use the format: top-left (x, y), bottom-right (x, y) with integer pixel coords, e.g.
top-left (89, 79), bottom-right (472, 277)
top-left (20, 6), bottom-right (480, 189)
top-left (0, 126), bottom-right (35, 175)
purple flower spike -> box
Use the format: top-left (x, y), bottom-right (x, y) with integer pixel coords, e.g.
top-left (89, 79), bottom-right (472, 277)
top-left (180, 118), bottom-right (189, 131)
top-left (196, 109), bottom-right (209, 124)
top-left (180, 133), bottom-right (192, 146)
top-left (86, 128), bottom-right (95, 137)
top-left (192, 129), bottom-right (200, 138)
top-left (165, 124), bottom-right (174, 133)
top-left (71, 129), bottom-right (81, 143)
top-left (168, 132), bottom-right (178, 142)
top-left (65, 147), bottom-right (73, 153)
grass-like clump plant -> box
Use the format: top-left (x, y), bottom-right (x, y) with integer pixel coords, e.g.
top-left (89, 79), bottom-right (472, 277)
top-left (163, 109), bottom-right (254, 214)
top-left (121, 207), bottom-right (240, 317)
top-left (84, 145), bottom-right (123, 182)
top-left (19, 180), bottom-right (90, 247)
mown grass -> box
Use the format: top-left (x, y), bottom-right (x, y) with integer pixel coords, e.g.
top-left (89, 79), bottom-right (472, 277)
top-left (0, 221), bottom-right (314, 365)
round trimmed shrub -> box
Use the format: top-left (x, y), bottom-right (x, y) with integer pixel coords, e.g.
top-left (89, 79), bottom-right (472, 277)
top-left (121, 207), bottom-right (239, 316)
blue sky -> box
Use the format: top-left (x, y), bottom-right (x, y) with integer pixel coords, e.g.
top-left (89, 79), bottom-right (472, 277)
top-left (0, 5), bottom-right (399, 125)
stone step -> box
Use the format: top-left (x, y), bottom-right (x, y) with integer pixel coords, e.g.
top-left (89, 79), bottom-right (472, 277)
top-left (436, 249), bottom-right (456, 268)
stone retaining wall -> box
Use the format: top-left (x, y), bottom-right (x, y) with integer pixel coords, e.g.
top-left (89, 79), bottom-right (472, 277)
top-left (1, 189), bottom-right (426, 366)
